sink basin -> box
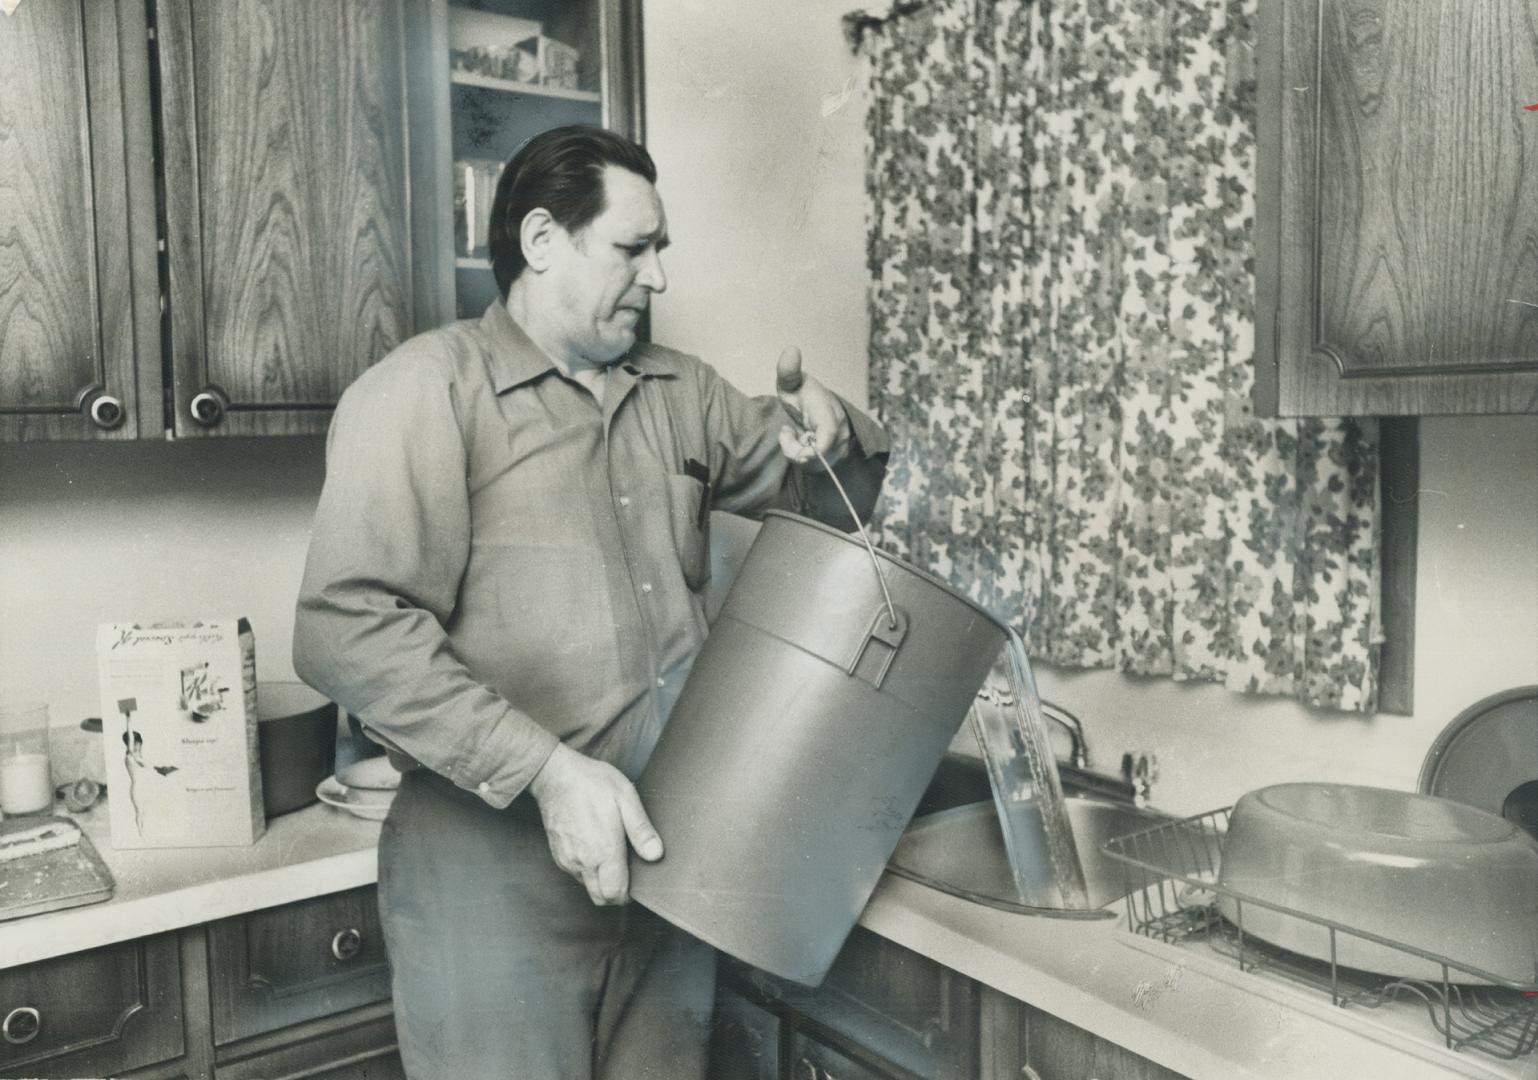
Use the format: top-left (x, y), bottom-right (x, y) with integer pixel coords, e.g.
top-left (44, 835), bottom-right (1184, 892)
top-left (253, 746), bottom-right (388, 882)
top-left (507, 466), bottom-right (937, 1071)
top-left (887, 796), bottom-right (1172, 918)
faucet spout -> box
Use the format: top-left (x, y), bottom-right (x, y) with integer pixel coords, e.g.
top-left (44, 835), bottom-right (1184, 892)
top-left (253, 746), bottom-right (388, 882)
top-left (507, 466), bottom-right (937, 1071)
top-left (1040, 700), bottom-right (1090, 770)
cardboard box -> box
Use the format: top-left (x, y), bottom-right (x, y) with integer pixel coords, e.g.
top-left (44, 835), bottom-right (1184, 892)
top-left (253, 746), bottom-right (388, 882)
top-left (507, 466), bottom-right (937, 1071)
top-left (96, 620), bottom-right (264, 848)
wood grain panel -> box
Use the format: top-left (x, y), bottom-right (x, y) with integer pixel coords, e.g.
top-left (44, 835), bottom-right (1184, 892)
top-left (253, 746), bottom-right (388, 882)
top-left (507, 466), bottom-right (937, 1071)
top-left (159, 0), bottom-right (416, 436)
top-left (0, 0), bottom-right (139, 440)
top-left (208, 887), bottom-right (390, 1046)
top-left (0, 935), bottom-right (183, 1077)
top-left (1270, 0), bottom-right (1538, 414)
top-left (1022, 1000), bottom-right (1190, 1080)
top-left (1316, 0), bottom-right (1538, 376)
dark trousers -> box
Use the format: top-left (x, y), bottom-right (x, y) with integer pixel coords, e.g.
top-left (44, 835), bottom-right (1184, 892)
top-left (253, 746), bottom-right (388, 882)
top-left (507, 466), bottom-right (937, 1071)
top-left (377, 770), bottom-right (717, 1079)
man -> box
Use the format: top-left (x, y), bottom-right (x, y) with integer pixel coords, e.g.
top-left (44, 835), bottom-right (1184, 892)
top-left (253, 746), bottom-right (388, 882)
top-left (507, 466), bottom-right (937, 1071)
top-left (292, 125), bottom-right (886, 1078)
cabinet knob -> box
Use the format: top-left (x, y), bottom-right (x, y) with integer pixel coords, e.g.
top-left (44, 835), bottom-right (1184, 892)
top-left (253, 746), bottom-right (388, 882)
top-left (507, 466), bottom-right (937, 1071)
top-left (2, 1006), bottom-right (40, 1046)
top-left (189, 389), bottom-right (227, 427)
top-left (331, 927), bottom-right (364, 962)
top-left (86, 394), bottom-right (125, 430)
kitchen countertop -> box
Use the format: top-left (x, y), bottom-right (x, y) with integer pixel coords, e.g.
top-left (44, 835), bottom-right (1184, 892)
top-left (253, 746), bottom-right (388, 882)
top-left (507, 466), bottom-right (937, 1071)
top-left (3, 800), bottom-right (1528, 1080)
top-left (861, 875), bottom-right (1531, 1080)
top-left (0, 798), bottom-right (378, 969)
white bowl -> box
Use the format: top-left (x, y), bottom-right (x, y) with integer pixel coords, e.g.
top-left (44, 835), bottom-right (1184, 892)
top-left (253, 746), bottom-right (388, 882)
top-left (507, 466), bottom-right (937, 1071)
top-left (1216, 783), bottom-right (1538, 985)
top-left (316, 775), bottom-right (395, 821)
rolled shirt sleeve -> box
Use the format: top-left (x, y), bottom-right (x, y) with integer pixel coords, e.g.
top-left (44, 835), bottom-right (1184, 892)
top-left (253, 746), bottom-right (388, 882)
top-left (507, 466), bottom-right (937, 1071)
top-left (293, 342), bottom-right (558, 808)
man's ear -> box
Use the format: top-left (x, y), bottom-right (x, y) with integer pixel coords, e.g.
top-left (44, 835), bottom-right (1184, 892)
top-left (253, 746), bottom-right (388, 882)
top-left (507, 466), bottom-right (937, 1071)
top-left (520, 207), bottom-right (557, 273)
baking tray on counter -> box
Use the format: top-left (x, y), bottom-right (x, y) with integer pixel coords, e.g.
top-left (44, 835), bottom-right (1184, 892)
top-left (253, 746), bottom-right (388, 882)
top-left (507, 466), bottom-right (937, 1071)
top-left (0, 816), bottom-right (115, 922)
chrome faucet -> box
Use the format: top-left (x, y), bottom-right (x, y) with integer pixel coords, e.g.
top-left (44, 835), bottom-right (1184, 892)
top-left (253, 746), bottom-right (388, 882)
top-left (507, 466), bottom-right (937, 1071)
top-left (1039, 700), bottom-right (1090, 770)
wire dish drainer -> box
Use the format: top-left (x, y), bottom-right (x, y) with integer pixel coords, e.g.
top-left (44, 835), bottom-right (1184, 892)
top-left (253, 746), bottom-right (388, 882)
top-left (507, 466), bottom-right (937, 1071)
top-left (1101, 808), bottom-right (1538, 1062)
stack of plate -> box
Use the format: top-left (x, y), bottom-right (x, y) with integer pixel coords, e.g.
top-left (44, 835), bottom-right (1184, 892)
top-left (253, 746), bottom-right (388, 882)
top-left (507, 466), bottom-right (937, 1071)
top-left (316, 756), bottom-right (400, 821)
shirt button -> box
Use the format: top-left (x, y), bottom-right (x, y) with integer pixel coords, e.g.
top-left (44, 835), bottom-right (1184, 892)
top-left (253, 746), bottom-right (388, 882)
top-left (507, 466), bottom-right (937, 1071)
top-left (641, 582), bottom-right (653, 593)
top-left (477, 781), bottom-right (490, 794)
top-left (656, 677), bottom-right (666, 688)
top-left (619, 496), bottom-right (631, 507)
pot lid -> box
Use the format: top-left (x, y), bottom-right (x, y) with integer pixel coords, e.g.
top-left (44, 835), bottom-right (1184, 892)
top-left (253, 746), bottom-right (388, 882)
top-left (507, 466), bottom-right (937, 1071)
top-left (1418, 686), bottom-right (1538, 839)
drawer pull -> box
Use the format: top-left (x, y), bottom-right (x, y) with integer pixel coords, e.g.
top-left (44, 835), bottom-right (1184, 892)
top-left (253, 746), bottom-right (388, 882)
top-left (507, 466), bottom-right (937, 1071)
top-left (189, 388), bottom-right (227, 427)
top-left (331, 927), bottom-right (364, 961)
top-left (2, 1006), bottom-right (40, 1046)
top-left (88, 394), bottom-right (125, 430)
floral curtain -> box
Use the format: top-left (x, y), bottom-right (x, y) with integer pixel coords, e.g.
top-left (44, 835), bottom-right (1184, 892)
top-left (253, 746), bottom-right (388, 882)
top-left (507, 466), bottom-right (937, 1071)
top-left (851, 0), bottom-right (1381, 711)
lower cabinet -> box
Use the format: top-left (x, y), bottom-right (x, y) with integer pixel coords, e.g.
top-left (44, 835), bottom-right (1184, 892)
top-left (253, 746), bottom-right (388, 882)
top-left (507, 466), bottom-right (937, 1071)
top-left (0, 887), bottom-right (402, 1080)
top-left (714, 926), bottom-right (978, 1080)
top-left (0, 934), bottom-right (184, 1079)
top-left (979, 986), bottom-right (1190, 1080)
top-left (711, 935), bottom-right (1192, 1080)
top-left (208, 887), bottom-right (392, 1045)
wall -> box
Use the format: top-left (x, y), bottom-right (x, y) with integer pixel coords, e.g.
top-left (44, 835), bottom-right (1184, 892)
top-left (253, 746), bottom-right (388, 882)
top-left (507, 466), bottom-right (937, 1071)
top-left (0, 439), bottom-right (327, 728)
top-left (2, 4), bottom-right (1534, 822)
top-left (642, 0), bottom-right (870, 407)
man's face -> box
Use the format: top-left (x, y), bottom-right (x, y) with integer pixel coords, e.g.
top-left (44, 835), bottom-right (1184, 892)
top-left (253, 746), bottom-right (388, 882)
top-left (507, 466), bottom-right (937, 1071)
top-left (549, 165), bottom-right (669, 366)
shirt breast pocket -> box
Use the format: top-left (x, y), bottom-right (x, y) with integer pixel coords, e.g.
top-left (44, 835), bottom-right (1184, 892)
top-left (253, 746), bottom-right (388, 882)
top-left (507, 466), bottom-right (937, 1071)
top-left (665, 473), bottom-right (710, 592)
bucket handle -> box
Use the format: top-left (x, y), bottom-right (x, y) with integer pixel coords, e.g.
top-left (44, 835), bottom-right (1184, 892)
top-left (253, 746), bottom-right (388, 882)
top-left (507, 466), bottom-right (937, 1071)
top-left (794, 430), bottom-right (900, 632)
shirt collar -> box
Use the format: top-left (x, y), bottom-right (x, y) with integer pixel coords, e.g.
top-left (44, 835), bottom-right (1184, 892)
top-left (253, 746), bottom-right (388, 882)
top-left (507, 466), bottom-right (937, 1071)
top-left (478, 301), bottom-right (678, 394)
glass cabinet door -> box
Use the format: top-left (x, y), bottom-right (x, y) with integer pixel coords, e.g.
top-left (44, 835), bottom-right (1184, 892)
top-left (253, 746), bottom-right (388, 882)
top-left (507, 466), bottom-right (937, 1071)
top-left (445, 0), bottom-right (642, 319)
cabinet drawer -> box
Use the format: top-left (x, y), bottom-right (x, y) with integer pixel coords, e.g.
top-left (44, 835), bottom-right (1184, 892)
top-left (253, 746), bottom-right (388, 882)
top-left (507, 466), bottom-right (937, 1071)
top-left (209, 886), bottom-right (391, 1046)
top-left (789, 1031), bottom-right (900, 1080)
top-left (710, 987), bottom-right (780, 1080)
top-left (0, 934), bottom-right (183, 1078)
top-left (731, 927), bottom-right (978, 1079)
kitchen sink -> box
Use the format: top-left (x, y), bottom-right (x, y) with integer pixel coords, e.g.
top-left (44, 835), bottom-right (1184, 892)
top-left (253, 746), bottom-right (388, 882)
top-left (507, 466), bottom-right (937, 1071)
top-left (889, 755), bottom-right (1172, 918)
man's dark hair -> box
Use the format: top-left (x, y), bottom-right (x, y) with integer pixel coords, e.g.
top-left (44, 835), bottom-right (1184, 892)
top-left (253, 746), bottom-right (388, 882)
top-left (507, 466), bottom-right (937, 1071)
top-left (487, 125), bottom-right (658, 297)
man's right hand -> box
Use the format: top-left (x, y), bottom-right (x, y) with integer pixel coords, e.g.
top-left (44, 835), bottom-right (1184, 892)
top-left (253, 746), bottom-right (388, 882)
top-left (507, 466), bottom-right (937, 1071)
top-left (526, 743), bottom-right (663, 906)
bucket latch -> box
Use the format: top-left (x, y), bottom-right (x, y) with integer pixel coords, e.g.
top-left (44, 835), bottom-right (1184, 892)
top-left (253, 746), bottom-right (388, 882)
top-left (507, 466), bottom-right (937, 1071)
top-left (844, 607), bottom-right (908, 689)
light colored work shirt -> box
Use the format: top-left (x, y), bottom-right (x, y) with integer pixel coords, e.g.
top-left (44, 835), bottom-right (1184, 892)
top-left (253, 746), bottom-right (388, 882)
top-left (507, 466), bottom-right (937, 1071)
top-left (294, 301), bottom-right (886, 808)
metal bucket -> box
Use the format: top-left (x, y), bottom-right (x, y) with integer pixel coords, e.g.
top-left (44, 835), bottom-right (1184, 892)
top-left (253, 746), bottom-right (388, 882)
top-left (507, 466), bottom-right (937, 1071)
top-left (629, 510), bottom-right (1008, 986)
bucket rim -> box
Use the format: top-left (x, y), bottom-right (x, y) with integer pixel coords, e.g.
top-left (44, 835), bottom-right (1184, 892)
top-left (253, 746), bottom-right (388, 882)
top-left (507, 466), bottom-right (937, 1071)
top-left (758, 509), bottom-right (1011, 636)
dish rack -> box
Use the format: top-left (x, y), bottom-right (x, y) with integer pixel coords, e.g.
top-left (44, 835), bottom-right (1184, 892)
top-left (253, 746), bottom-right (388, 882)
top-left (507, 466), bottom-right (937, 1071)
top-left (1101, 808), bottom-right (1538, 1062)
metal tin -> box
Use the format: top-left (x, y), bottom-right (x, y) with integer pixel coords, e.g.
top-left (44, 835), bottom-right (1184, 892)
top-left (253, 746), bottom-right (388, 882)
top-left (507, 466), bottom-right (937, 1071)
top-left (629, 511), bottom-right (1008, 986)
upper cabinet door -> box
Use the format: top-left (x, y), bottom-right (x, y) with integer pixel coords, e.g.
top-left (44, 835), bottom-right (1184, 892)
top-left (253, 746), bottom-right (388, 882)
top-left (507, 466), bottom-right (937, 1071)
top-left (1255, 0), bottom-right (1538, 416)
top-left (0, 0), bottom-right (145, 439)
top-left (155, 0), bottom-right (445, 437)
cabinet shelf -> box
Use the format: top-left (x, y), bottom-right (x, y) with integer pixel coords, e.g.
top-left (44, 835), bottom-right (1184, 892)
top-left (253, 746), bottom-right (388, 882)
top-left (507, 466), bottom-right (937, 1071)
top-left (449, 69), bottom-right (600, 103)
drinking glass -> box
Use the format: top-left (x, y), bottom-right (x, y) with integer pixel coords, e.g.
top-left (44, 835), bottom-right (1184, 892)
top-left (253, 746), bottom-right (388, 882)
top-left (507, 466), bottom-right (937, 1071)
top-left (0, 703), bottom-right (54, 815)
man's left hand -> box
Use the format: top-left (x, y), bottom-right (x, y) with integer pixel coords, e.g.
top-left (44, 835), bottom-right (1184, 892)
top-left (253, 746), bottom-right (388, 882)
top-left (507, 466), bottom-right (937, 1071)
top-left (776, 347), bottom-right (851, 468)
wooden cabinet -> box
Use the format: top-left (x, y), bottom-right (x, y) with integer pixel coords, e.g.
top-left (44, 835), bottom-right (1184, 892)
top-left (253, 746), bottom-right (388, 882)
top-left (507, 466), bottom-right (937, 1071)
top-left (710, 987), bottom-right (782, 1080)
top-left (154, 0), bottom-right (446, 438)
top-left (1254, 0), bottom-right (1538, 416)
top-left (979, 986), bottom-right (1190, 1080)
top-left (0, 0), bottom-right (447, 441)
top-left (0, 934), bottom-right (184, 1080)
top-left (715, 927), bottom-right (979, 1080)
top-left (0, 889), bottom-right (400, 1080)
top-left (788, 1030), bottom-right (901, 1080)
top-left (0, 0), bottom-right (146, 441)
top-left (207, 887), bottom-right (391, 1046)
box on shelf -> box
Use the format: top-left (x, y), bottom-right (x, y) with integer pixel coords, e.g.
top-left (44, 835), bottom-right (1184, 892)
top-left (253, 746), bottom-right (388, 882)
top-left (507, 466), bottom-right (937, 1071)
top-left (446, 8), bottom-right (583, 92)
top-left (449, 9), bottom-right (541, 85)
top-left (96, 620), bottom-right (264, 848)
top-left (454, 157), bottom-right (505, 258)
top-left (537, 36), bottom-right (581, 90)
